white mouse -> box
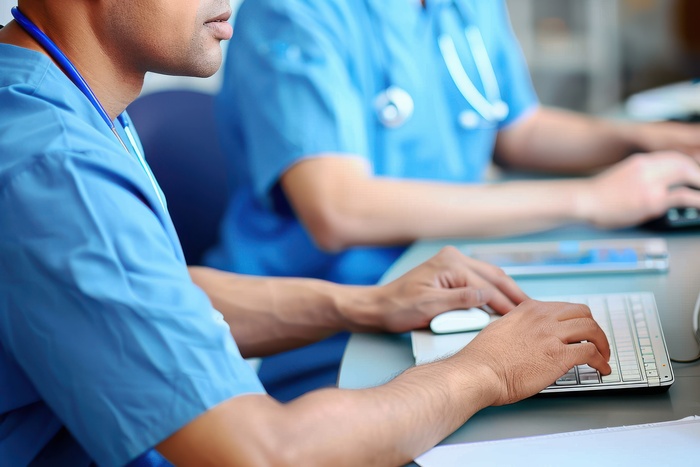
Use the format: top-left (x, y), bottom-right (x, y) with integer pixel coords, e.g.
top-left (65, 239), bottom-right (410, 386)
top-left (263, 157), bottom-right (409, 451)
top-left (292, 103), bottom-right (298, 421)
top-left (429, 308), bottom-right (491, 334)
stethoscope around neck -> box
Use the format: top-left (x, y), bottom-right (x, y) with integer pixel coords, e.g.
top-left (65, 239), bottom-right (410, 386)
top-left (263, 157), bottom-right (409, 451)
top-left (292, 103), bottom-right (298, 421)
top-left (10, 7), bottom-right (166, 213)
top-left (373, 1), bottom-right (509, 130)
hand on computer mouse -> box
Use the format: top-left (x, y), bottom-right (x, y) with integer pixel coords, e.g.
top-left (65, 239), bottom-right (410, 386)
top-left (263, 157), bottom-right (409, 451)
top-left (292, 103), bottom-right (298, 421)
top-left (580, 151), bottom-right (700, 229)
top-left (361, 246), bottom-right (528, 334)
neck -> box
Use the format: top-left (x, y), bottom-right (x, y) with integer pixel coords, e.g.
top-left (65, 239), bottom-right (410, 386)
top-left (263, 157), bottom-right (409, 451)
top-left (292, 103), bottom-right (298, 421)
top-left (3, 5), bottom-right (143, 120)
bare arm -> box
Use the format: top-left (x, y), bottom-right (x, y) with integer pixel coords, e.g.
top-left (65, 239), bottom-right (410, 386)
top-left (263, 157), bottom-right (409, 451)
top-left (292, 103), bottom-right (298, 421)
top-left (189, 247), bottom-right (528, 358)
top-left (281, 152), bottom-right (700, 250)
top-left (494, 107), bottom-right (700, 173)
top-left (157, 300), bottom-right (611, 466)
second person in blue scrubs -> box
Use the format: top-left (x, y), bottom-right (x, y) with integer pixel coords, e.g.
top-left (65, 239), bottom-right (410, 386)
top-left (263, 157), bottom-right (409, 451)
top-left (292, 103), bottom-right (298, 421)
top-left (208, 0), bottom-right (700, 400)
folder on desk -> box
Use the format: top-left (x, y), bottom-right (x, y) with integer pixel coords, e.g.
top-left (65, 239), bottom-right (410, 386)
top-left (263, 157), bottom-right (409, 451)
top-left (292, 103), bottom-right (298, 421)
top-left (415, 416), bottom-right (700, 467)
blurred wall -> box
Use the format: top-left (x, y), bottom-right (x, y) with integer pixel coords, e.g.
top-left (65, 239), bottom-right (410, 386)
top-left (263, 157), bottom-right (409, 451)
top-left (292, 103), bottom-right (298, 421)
top-left (0, 0), bottom-right (13, 25)
top-left (506, 0), bottom-right (697, 112)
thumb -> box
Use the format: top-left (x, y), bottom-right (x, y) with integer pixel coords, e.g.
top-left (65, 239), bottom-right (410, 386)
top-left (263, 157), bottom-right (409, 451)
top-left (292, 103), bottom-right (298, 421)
top-left (435, 286), bottom-right (493, 314)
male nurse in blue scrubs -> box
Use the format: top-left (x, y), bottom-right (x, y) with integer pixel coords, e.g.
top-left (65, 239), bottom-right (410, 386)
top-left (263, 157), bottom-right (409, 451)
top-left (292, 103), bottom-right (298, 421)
top-left (0, 1), bottom-right (614, 465)
top-left (208, 0), bottom-right (700, 401)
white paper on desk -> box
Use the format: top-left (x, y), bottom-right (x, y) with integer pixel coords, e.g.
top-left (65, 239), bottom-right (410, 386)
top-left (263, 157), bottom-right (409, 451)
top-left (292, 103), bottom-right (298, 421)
top-left (412, 315), bottom-right (502, 365)
top-left (415, 416), bottom-right (700, 467)
top-left (411, 330), bottom-right (478, 365)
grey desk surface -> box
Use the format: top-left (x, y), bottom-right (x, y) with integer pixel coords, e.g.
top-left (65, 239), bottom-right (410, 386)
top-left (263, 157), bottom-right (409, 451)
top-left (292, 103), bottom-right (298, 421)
top-left (338, 225), bottom-right (700, 446)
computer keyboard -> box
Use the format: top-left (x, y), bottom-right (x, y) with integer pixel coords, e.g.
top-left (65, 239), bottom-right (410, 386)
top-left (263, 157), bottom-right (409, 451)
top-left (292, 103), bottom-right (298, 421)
top-left (642, 203), bottom-right (700, 230)
top-left (542, 292), bottom-right (673, 393)
top-left (412, 291), bottom-right (674, 394)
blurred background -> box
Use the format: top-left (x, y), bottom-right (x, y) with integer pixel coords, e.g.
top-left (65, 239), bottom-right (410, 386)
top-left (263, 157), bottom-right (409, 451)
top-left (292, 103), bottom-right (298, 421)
top-left (1, 0), bottom-right (698, 115)
top-left (505, 0), bottom-right (700, 114)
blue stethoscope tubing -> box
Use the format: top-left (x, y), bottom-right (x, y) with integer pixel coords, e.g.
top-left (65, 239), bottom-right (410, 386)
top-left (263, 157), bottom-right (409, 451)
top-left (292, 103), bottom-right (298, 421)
top-left (438, 1), bottom-right (509, 125)
top-left (374, 0), bottom-right (509, 129)
top-left (10, 6), bottom-right (166, 213)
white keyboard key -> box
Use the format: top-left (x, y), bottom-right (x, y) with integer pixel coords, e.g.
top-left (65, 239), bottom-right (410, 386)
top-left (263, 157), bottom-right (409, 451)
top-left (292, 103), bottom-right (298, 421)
top-left (602, 373), bottom-right (621, 383)
top-left (580, 373), bottom-right (601, 384)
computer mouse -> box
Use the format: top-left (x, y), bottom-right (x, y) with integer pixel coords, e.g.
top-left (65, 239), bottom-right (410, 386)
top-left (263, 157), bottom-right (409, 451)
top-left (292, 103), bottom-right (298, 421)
top-left (429, 308), bottom-right (491, 334)
top-left (641, 186), bottom-right (700, 230)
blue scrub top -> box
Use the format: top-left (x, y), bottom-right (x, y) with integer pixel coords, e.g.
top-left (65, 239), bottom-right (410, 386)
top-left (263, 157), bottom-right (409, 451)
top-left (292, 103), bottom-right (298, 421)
top-left (206, 0), bottom-right (539, 285)
top-left (0, 44), bottom-right (265, 467)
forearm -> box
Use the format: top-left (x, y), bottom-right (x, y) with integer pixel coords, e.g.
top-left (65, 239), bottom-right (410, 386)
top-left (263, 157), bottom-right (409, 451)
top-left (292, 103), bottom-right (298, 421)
top-left (283, 157), bottom-right (596, 249)
top-left (188, 267), bottom-right (382, 357)
top-left (276, 359), bottom-right (489, 465)
top-left (159, 355), bottom-right (491, 466)
top-left (308, 175), bottom-right (589, 247)
top-left (157, 300), bottom-right (611, 466)
top-left (495, 107), bottom-right (640, 173)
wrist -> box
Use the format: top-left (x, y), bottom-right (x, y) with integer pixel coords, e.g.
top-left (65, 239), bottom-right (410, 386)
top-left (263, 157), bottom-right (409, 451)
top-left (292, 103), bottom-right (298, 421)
top-left (570, 178), bottom-right (598, 225)
top-left (415, 355), bottom-right (499, 414)
top-left (334, 284), bottom-right (387, 332)
top-left (612, 120), bottom-right (648, 154)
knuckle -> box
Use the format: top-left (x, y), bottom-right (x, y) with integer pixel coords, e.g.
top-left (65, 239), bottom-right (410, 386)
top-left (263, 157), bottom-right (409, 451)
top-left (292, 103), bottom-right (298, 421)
top-left (487, 266), bottom-right (510, 285)
top-left (440, 245), bottom-right (460, 257)
top-left (460, 287), bottom-right (481, 304)
top-left (491, 265), bottom-right (509, 278)
top-left (435, 245), bottom-right (460, 264)
top-left (576, 303), bottom-right (592, 317)
top-left (627, 153), bottom-right (648, 171)
top-left (583, 341), bottom-right (600, 359)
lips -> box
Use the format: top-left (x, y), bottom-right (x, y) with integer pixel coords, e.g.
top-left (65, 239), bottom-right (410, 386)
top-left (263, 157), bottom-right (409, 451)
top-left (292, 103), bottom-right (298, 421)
top-left (205, 9), bottom-right (233, 40)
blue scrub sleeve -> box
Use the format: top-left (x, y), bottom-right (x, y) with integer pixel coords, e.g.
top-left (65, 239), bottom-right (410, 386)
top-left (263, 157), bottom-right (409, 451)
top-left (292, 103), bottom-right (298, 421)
top-left (222, 0), bottom-right (369, 200)
top-left (0, 151), bottom-right (265, 466)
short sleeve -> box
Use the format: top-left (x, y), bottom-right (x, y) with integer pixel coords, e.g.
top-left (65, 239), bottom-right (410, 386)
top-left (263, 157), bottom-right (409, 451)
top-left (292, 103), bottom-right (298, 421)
top-left (0, 152), bottom-right (265, 466)
top-left (218, 0), bottom-right (369, 200)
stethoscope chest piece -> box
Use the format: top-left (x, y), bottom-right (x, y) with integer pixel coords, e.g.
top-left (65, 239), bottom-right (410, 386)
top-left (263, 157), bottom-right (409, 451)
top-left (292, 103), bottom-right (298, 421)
top-left (371, 1), bottom-right (510, 131)
top-left (457, 110), bottom-right (480, 130)
top-left (458, 100), bottom-right (508, 129)
top-left (374, 85), bottom-right (415, 128)
top-left (491, 100), bottom-right (509, 121)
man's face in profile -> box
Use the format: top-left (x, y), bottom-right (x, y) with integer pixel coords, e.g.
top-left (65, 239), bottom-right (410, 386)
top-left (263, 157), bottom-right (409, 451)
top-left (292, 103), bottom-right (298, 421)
top-left (101, 0), bottom-right (233, 78)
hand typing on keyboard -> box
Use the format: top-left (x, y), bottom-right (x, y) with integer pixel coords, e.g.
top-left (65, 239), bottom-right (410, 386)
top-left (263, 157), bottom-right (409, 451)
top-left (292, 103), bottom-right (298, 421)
top-left (451, 299), bottom-right (611, 406)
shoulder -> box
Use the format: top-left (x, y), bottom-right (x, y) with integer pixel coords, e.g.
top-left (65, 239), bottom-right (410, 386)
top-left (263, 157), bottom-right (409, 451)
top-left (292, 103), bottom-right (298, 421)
top-left (462, 0), bottom-right (511, 25)
top-left (0, 47), bottom-right (127, 185)
top-left (464, 0), bottom-right (509, 13)
top-left (234, 0), bottom-right (360, 40)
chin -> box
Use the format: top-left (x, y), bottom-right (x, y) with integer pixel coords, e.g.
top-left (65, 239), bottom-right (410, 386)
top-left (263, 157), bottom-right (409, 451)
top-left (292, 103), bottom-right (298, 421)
top-left (168, 55), bottom-right (222, 79)
top-left (190, 49), bottom-right (224, 77)
top-left (189, 63), bottom-right (221, 78)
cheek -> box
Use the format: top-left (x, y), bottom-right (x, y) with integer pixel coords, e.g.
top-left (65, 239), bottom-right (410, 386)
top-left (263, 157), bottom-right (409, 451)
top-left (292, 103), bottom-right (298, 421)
top-left (108, 1), bottom-right (220, 76)
top-left (130, 2), bottom-right (199, 52)
top-left (137, 19), bottom-right (199, 68)
top-left (102, 6), bottom-right (166, 60)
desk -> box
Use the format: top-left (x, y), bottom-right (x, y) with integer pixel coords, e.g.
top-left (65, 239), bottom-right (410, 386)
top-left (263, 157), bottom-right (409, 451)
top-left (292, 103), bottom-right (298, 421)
top-left (339, 225), bottom-right (700, 446)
